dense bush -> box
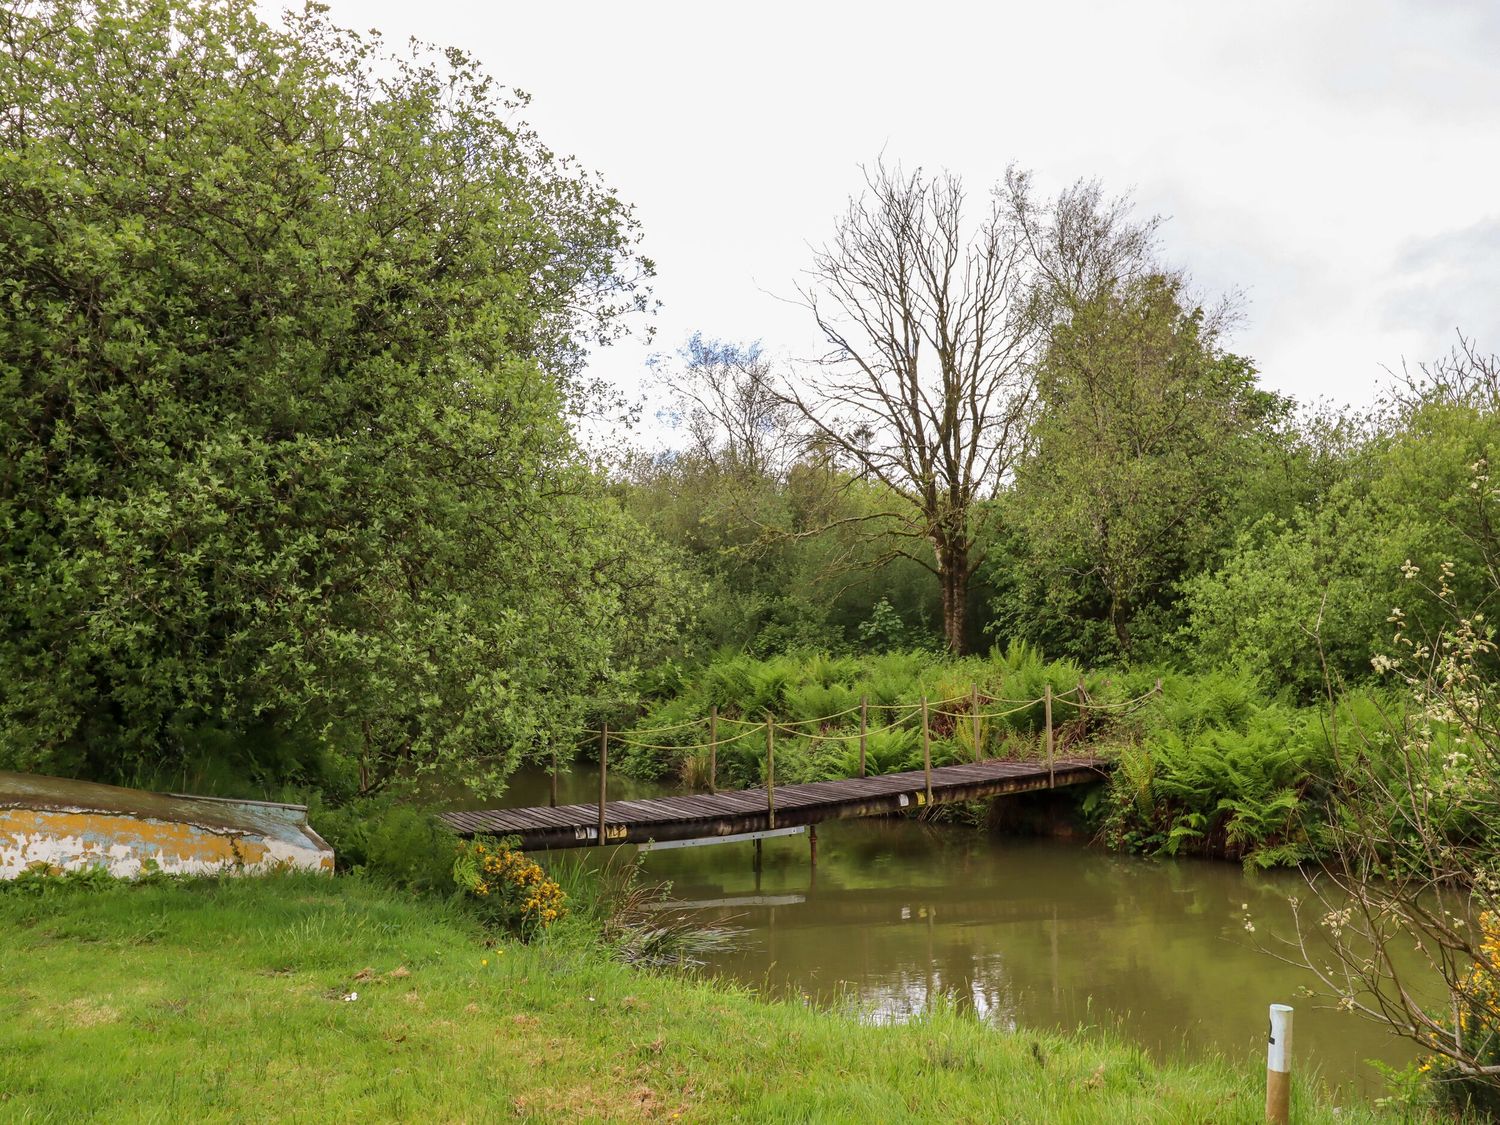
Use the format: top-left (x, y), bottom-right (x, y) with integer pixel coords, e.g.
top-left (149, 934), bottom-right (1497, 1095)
top-left (309, 798), bottom-right (456, 894)
top-left (1090, 671), bottom-right (1336, 865)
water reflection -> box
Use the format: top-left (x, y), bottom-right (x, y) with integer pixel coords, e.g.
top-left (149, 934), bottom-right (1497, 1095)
top-left (636, 819), bottom-right (1418, 1098)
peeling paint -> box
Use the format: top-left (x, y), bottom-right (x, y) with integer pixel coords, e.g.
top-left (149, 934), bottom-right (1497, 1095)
top-left (1, 772), bottom-right (333, 879)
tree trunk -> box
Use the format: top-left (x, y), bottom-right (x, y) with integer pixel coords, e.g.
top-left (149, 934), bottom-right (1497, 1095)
top-left (1109, 592), bottom-right (1131, 659)
top-left (939, 552), bottom-right (968, 655)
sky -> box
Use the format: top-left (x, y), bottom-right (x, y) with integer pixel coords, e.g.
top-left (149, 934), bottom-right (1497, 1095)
top-left (302, 0), bottom-right (1500, 429)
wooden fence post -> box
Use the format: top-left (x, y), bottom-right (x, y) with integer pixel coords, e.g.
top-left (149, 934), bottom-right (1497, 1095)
top-left (970, 682), bottom-right (981, 763)
top-left (597, 724), bottom-right (608, 845)
top-left (1266, 1004), bottom-right (1293, 1124)
top-left (921, 694), bottom-right (932, 804)
top-left (1044, 684), bottom-right (1054, 788)
top-left (765, 716), bottom-right (777, 829)
top-left (708, 705), bottom-right (718, 795)
top-left (858, 694), bottom-right (868, 778)
top-left (550, 745), bottom-right (558, 808)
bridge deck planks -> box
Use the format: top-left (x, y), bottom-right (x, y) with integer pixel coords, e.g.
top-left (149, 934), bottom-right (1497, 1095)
top-left (440, 755), bottom-right (1109, 850)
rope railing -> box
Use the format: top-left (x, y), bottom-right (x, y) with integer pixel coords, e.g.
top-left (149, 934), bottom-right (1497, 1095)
top-left (578, 686), bottom-right (1162, 756)
top-left (579, 682), bottom-right (1165, 744)
top-left (564, 677), bottom-right (1163, 840)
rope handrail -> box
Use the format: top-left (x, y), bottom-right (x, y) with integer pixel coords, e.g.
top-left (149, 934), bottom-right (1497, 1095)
top-left (929, 699), bottom-right (1046, 722)
top-left (1052, 688), bottom-right (1159, 712)
top-left (770, 708), bottom-right (924, 742)
top-left (581, 683), bottom-right (1161, 748)
top-left (610, 731), bottom-right (747, 752)
top-left (712, 686), bottom-right (1078, 731)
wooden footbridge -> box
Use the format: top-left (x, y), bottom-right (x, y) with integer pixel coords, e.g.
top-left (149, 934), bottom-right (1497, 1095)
top-left (439, 755), bottom-right (1111, 851)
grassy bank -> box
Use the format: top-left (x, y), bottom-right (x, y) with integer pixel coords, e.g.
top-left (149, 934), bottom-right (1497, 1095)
top-left (0, 873), bottom-right (1373, 1123)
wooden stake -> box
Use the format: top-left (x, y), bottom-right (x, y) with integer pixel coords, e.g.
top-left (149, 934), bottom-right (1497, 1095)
top-left (597, 724), bottom-right (608, 845)
top-left (766, 715), bottom-right (776, 830)
top-left (550, 745), bottom-right (558, 808)
top-left (708, 705), bottom-right (718, 795)
top-left (1044, 684), bottom-right (1054, 788)
top-left (858, 694), bottom-right (868, 778)
top-left (970, 682), bottom-right (981, 763)
top-left (921, 694), bottom-right (932, 804)
top-left (1266, 1004), bottom-right (1292, 1124)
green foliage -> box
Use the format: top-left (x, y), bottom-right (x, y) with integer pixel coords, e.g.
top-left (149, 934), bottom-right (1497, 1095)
top-left (0, 0), bottom-right (685, 792)
top-left (994, 275), bottom-right (1291, 663)
top-left (1184, 395), bottom-right (1500, 697)
top-left (614, 646), bottom-right (1119, 790)
top-left (1095, 671), bottom-right (1338, 864)
top-left (615, 397), bottom-right (943, 661)
top-left (1, 862), bottom-right (133, 896)
top-left (309, 798), bottom-right (456, 894)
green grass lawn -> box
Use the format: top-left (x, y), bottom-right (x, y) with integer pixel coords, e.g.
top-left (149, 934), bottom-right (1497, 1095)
top-left (0, 874), bottom-right (1379, 1123)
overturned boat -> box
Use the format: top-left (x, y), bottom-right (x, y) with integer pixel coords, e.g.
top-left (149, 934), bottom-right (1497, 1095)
top-left (0, 771), bottom-right (333, 879)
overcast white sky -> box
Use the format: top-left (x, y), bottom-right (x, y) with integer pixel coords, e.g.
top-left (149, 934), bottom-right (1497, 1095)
top-left (308, 0), bottom-right (1500, 426)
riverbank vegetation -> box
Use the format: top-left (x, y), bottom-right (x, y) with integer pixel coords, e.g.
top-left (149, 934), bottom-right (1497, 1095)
top-left (4, 0), bottom-right (1500, 1114)
top-left (0, 872), bottom-right (1369, 1123)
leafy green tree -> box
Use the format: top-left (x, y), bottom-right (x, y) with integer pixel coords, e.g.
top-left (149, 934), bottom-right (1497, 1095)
top-left (1184, 360), bottom-right (1500, 697)
top-left (0, 0), bottom-right (680, 792)
top-left (996, 273), bottom-right (1281, 660)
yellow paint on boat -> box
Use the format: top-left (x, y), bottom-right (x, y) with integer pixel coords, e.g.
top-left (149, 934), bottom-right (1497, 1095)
top-left (0, 772), bottom-right (334, 879)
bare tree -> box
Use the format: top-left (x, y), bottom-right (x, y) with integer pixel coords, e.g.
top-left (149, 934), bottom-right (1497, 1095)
top-left (781, 161), bottom-right (1039, 653)
top-left (658, 333), bottom-right (800, 480)
top-left (1001, 170), bottom-right (1164, 317)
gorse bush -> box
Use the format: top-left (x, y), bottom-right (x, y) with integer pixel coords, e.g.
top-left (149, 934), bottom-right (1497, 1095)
top-left (452, 837), bottom-right (567, 936)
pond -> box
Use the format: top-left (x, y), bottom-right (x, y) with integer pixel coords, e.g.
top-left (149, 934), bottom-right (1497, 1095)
top-left (478, 767), bottom-right (1420, 1099)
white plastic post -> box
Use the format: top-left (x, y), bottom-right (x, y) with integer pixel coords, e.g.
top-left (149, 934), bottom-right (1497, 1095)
top-left (1266, 1003), bottom-right (1292, 1124)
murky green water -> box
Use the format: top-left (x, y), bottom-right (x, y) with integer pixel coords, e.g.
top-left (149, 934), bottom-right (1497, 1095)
top-left (485, 768), bottom-right (1419, 1099)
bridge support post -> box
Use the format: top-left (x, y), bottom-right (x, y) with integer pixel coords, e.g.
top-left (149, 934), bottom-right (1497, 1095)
top-left (597, 724), bottom-right (608, 846)
top-left (765, 716), bottom-right (776, 830)
top-left (921, 695), bottom-right (932, 804)
top-left (858, 695), bottom-right (868, 778)
top-left (809, 824), bottom-right (817, 866)
top-left (1045, 685), bottom-right (1054, 787)
top-left (708, 705), bottom-right (718, 795)
top-left (971, 682), bottom-right (981, 762)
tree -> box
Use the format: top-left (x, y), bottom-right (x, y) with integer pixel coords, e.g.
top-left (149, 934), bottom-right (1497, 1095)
top-left (781, 161), bottom-right (1039, 654)
top-left (1185, 345), bottom-right (1500, 696)
top-left (658, 333), bottom-right (799, 480)
top-left (1014, 273), bottom-right (1276, 658)
top-left (1291, 547), bottom-right (1500, 1110)
top-left (0, 0), bottom-right (680, 793)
